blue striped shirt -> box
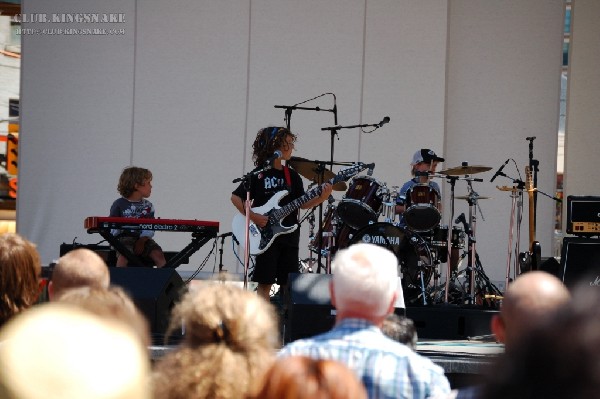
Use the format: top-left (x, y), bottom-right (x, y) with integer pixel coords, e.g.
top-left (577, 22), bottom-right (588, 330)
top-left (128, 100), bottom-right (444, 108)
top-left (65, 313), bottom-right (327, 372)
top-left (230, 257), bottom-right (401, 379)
top-left (279, 318), bottom-right (450, 399)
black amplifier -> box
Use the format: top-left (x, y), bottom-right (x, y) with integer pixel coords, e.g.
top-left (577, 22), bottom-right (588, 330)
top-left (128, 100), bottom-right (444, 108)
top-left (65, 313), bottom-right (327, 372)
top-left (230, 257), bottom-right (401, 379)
top-left (566, 195), bottom-right (600, 236)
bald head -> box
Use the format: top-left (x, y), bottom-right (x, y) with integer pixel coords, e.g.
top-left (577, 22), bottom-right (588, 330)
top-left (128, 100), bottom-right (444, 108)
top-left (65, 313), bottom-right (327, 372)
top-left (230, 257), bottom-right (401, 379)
top-left (49, 249), bottom-right (110, 300)
top-left (492, 271), bottom-right (571, 348)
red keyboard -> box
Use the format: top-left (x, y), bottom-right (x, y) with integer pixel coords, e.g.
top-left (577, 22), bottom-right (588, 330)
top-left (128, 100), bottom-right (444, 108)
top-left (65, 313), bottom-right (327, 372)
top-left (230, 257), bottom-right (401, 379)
top-left (84, 216), bottom-right (219, 234)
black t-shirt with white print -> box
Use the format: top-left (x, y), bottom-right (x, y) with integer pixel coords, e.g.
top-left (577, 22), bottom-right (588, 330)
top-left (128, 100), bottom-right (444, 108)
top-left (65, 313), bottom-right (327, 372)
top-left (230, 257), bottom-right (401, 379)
top-left (232, 166), bottom-right (305, 244)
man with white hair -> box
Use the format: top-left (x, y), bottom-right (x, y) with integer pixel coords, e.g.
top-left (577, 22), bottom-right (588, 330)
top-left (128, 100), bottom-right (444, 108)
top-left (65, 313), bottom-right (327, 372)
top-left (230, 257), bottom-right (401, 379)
top-left (278, 243), bottom-right (450, 399)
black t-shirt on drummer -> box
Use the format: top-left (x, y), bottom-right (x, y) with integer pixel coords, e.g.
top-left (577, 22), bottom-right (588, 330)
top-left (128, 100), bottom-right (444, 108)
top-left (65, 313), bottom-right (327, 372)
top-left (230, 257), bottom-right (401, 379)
top-left (232, 167), bottom-right (305, 243)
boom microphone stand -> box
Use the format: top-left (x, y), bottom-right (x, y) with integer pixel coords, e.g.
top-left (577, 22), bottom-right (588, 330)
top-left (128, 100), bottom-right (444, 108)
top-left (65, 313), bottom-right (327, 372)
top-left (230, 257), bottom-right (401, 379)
top-left (275, 93), bottom-right (338, 272)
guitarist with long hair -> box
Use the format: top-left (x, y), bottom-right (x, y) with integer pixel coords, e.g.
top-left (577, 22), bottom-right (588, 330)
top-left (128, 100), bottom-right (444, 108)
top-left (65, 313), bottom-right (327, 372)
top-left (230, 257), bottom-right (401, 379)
top-left (231, 126), bottom-right (332, 302)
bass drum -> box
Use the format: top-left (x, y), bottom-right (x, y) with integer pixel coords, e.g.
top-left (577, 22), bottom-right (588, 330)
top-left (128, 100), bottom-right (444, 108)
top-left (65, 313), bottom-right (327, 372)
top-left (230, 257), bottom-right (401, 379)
top-left (346, 223), bottom-right (433, 304)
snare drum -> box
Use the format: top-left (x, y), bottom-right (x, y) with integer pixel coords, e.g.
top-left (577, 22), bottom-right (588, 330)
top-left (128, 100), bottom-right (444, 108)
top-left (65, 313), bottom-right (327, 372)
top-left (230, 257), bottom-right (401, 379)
top-left (337, 176), bottom-right (386, 230)
top-left (428, 225), bottom-right (465, 268)
top-left (404, 184), bottom-right (441, 232)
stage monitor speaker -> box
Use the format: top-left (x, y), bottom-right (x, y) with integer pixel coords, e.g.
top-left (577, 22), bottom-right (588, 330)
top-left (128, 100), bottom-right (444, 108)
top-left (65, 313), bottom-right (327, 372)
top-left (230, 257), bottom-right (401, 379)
top-left (284, 273), bottom-right (405, 344)
top-left (60, 243), bottom-right (117, 266)
top-left (560, 237), bottom-right (600, 288)
top-left (109, 268), bottom-right (186, 342)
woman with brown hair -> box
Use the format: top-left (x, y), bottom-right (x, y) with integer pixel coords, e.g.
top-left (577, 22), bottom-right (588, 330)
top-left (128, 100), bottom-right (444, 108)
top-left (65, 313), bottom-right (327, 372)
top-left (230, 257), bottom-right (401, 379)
top-left (152, 282), bottom-right (280, 399)
top-left (0, 233), bottom-right (42, 328)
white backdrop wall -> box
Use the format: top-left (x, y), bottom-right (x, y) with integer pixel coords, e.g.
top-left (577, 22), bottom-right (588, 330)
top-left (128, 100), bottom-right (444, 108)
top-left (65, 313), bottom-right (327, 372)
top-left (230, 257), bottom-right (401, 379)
top-left (445, 0), bottom-right (564, 284)
top-left (18, 0), bottom-right (565, 287)
top-left (564, 0), bottom-right (600, 219)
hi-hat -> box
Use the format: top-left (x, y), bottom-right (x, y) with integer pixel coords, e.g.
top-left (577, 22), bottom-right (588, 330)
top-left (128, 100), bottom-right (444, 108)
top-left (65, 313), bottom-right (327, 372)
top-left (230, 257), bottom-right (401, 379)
top-left (439, 165), bottom-right (492, 175)
top-left (288, 157), bottom-right (347, 191)
top-left (455, 195), bottom-right (491, 200)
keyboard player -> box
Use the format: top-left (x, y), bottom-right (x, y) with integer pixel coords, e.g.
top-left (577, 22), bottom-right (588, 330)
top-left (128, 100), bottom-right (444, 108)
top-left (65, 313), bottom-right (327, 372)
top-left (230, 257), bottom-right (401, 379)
top-left (109, 166), bottom-right (167, 267)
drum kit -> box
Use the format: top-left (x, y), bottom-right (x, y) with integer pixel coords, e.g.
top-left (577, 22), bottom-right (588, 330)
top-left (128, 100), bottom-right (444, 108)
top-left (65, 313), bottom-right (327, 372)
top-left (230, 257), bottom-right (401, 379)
top-left (291, 157), bottom-right (502, 306)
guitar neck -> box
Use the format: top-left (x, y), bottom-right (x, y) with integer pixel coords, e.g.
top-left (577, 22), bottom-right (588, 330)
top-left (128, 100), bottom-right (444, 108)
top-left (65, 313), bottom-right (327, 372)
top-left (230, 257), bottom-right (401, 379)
top-left (272, 183), bottom-right (326, 221)
top-left (526, 166), bottom-right (536, 244)
top-left (267, 163), bottom-right (368, 222)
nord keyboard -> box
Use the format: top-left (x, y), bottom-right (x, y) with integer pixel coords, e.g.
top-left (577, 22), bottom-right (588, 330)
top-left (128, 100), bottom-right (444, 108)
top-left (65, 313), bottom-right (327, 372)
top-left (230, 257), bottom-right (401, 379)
top-left (84, 216), bottom-right (219, 268)
top-left (84, 216), bottom-right (219, 234)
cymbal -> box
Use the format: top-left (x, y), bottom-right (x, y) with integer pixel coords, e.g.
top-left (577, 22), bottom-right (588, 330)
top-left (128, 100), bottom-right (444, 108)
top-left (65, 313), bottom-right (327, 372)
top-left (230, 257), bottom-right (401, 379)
top-left (439, 165), bottom-right (492, 176)
top-left (455, 195), bottom-right (491, 200)
top-left (288, 157), bottom-right (347, 191)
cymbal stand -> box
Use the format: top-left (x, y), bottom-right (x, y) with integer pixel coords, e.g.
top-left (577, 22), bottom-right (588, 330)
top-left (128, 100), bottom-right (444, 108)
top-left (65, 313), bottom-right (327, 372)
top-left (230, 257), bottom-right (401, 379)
top-left (313, 162), bottom-right (330, 274)
top-left (464, 179), bottom-right (486, 305)
top-left (443, 175), bottom-right (459, 304)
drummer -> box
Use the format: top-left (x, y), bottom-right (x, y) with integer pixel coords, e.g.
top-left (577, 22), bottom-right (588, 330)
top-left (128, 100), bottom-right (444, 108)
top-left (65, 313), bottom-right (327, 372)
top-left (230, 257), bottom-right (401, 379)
top-left (395, 149), bottom-right (444, 227)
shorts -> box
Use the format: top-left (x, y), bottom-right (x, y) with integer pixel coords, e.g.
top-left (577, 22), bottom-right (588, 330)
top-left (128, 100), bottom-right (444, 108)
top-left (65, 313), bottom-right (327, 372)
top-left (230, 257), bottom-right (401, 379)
top-left (116, 236), bottom-right (162, 264)
top-left (252, 236), bottom-right (300, 286)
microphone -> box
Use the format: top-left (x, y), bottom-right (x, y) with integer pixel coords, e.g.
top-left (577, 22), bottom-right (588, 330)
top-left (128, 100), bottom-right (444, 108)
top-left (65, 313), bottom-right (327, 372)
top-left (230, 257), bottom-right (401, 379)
top-left (490, 159), bottom-right (510, 182)
top-left (264, 150), bottom-right (283, 167)
top-left (367, 163), bottom-right (375, 176)
top-left (526, 136), bottom-right (536, 141)
top-left (332, 93), bottom-right (338, 124)
top-left (378, 116), bottom-right (390, 127)
top-left (455, 213), bottom-right (466, 225)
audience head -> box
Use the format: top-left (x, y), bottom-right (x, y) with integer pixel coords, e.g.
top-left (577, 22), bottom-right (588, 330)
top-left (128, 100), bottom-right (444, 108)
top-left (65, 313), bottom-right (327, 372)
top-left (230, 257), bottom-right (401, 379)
top-left (49, 248), bottom-right (109, 300)
top-left (0, 233), bottom-right (41, 327)
top-left (491, 271), bottom-right (570, 348)
top-left (249, 355), bottom-right (368, 399)
top-left (482, 282), bottom-right (600, 399)
top-left (330, 243), bottom-right (399, 322)
top-left (152, 282), bottom-right (279, 399)
top-left (0, 303), bottom-right (151, 399)
top-left (57, 285), bottom-right (151, 347)
top-left (381, 313), bottom-right (418, 350)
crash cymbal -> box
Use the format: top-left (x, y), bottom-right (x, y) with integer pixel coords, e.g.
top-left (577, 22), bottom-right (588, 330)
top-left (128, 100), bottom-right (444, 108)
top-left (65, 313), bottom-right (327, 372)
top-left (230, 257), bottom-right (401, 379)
top-left (439, 165), bottom-right (492, 176)
top-left (455, 195), bottom-right (491, 200)
top-left (288, 157), bottom-right (347, 191)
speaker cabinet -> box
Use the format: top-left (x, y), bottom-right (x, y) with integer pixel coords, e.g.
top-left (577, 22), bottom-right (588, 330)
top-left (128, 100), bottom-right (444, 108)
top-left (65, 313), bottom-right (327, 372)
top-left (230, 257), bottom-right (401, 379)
top-left (560, 237), bottom-right (600, 288)
top-left (284, 273), bottom-right (405, 344)
top-left (405, 306), bottom-right (497, 340)
top-left (109, 268), bottom-right (186, 342)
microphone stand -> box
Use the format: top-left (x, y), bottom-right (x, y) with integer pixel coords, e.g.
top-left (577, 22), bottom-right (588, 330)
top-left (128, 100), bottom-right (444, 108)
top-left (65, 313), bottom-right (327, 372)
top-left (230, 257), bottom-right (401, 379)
top-left (274, 104), bottom-right (336, 130)
top-left (320, 120), bottom-right (384, 174)
top-left (526, 137), bottom-right (539, 228)
top-left (275, 99), bottom-right (337, 271)
top-left (232, 165), bottom-right (272, 289)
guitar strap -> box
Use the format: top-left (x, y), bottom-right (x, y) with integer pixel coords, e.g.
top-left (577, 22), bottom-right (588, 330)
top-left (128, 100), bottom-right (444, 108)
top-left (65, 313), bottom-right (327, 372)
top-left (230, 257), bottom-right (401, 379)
top-left (283, 165), bottom-right (292, 191)
top-left (283, 165), bottom-right (298, 222)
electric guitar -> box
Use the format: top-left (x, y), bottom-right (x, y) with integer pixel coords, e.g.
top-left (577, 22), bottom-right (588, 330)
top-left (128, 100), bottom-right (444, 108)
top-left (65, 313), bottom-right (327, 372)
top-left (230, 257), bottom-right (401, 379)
top-left (519, 166), bottom-right (541, 272)
top-left (232, 163), bottom-right (371, 255)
